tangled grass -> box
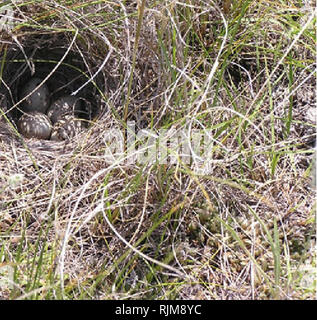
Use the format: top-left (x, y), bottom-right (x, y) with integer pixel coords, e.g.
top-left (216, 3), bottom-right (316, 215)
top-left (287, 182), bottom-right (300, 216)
top-left (0, 0), bottom-right (316, 300)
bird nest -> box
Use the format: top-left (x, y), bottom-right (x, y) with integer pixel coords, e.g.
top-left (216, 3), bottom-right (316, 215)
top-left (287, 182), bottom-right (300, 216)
top-left (0, 5), bottom-right (159, 151)
top-left (0, 31), bottom-right (106, 142)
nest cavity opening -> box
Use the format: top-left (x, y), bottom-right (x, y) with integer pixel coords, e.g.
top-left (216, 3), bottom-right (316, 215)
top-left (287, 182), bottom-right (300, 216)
top-left (0, 32), bottom-right (108, 140)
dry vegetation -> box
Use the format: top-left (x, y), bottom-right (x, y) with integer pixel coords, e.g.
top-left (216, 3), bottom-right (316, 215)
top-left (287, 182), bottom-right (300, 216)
top-left (0, 0), bottom-right (316, 300)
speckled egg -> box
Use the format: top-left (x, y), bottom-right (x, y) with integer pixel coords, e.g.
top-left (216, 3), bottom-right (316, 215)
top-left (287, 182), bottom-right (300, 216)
top-left (18, 112), bottom-right (52, 139)
top-left (47, 96), bottom-right (82, 124)
top-left (20, 78), bottom-right (50, 113)
top-left (50, 114), bottom-right (83, 141)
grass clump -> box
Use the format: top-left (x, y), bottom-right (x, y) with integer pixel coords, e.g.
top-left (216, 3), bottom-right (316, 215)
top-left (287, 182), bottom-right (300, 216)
top-left (0, 0), bottom-right (316, 300)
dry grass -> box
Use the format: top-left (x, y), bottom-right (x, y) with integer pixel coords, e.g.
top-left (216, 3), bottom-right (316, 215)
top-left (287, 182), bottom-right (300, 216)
top-left (0, 0), bottom-right (316, 300)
